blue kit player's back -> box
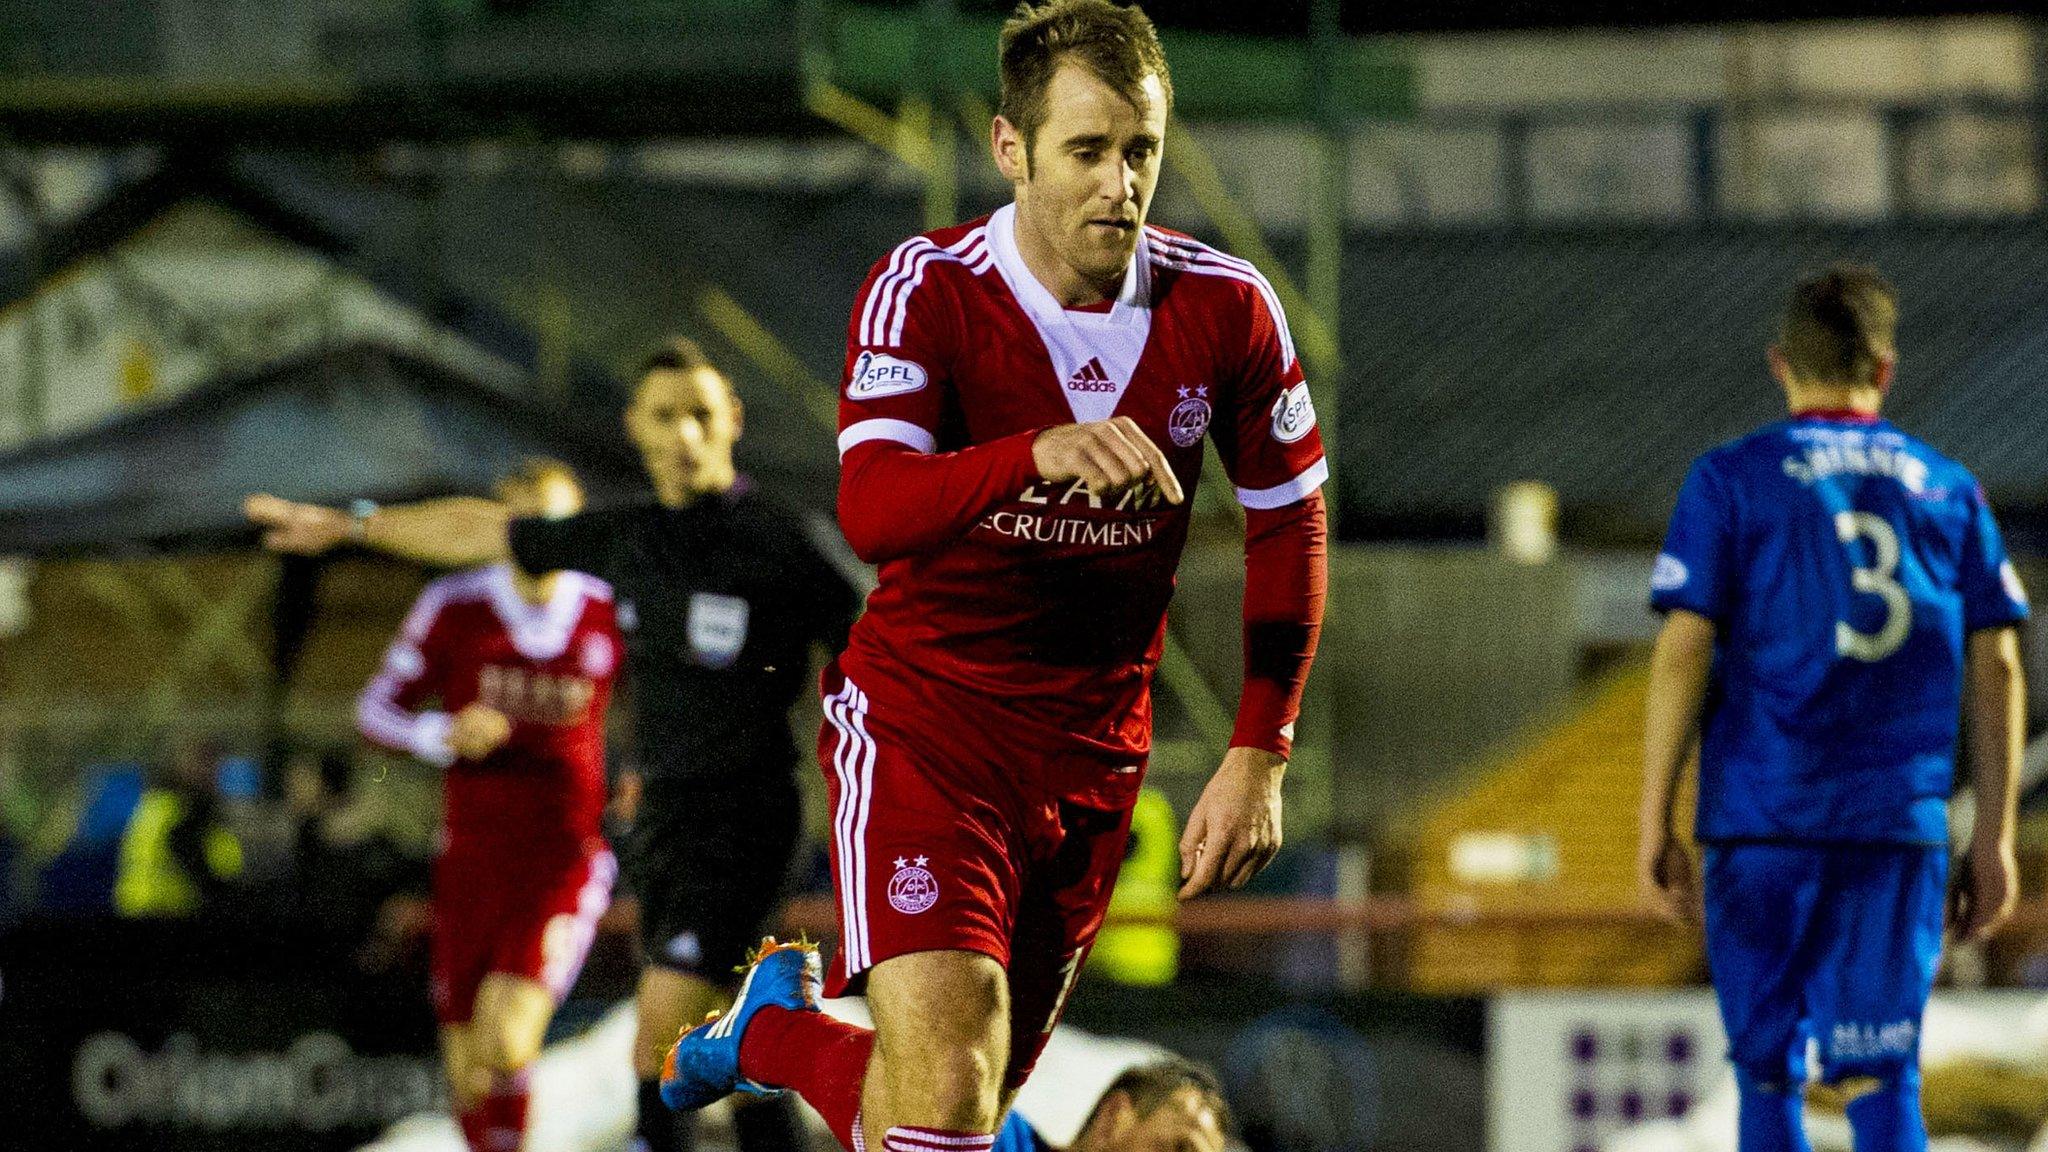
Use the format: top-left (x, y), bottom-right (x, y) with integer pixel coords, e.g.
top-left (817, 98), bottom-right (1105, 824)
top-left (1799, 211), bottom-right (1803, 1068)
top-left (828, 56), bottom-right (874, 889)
top-left (1637, 266), bottom-right (2029, 1152)
top-left (1655, 415), bottom-right (2024, 845)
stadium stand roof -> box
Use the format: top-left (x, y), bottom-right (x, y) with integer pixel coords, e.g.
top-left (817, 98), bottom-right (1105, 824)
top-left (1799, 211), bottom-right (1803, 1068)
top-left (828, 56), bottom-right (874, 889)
top-left (1339, 224), bottom-right (2048, 546)
top-left (0, 150), bottom-right (626, 417)
top-left (0, 341), bottom-right (646, 555)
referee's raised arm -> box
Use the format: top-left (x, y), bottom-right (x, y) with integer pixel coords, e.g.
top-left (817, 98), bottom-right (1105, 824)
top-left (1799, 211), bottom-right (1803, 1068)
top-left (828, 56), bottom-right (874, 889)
top-left (244, 492), bottom-right (514, 569)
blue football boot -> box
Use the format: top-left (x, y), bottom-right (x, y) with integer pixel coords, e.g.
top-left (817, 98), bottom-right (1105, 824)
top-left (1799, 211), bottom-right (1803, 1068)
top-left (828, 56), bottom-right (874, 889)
top-left (660, 937), bottom-right (821, 1111)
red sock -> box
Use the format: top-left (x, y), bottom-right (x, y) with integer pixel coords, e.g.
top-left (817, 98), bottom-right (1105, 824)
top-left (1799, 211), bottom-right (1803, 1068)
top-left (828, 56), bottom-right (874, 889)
top-left (471, 1071), bottom-right (530, 1152)
top-left (883, 1126), bottom-right (995, 1152)
top-left (458, 1102), bottom-right (491, 1152)
top-left (738, 1006), bottom-right (875, 1151)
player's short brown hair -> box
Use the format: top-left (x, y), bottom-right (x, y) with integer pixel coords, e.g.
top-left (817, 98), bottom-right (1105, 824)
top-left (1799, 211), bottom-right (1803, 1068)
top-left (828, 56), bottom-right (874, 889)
top-left (632, 335), bottom-right (737, 404)
top-left (634, 335), bottom-right (716, 381)
top-left (1080, 1058), bottom-right (1232, 1136)
top-left (998, 0), bottom-right (1173, 161)
top-left (1779, 264), bottom-right (1897, 386)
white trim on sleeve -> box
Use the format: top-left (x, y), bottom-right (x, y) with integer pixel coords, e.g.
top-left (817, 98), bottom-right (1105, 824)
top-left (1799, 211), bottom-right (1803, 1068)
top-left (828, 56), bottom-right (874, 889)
top-left (1235, 457), bottom-right (1329, 510)
top-left (407, 710), bottom-right (457, 768)
top-left (838, 418), bottom-right (937, 457)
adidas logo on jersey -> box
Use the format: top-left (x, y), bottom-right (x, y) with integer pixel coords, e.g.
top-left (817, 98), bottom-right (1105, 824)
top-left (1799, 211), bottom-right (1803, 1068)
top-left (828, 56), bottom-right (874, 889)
top-left (1065, 358), bottom-right (1117, 394)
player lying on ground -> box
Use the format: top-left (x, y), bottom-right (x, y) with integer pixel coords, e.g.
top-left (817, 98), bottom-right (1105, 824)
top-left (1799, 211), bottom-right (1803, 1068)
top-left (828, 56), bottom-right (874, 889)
top-left (664, 943), bottom-right (1229, 1152)
top-left (991, 1056), bottom-right (1230, 1152)
top-left (663, 5), bottom-right (1328, 1152)
top-left (251, 339), bottom-right (857, 1152)
top-left (356, 459), bottom-right (622, 1152)
top-left (1639, 265), bottom-right (2029, 1152)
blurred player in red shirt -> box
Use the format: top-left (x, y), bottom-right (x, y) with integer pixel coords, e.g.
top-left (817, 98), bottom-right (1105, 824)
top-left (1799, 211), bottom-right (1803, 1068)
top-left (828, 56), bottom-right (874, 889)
top-left (358, 459), bottom-right (621, 1152)
top-left (664, 5), bottom-right (1327, 1152)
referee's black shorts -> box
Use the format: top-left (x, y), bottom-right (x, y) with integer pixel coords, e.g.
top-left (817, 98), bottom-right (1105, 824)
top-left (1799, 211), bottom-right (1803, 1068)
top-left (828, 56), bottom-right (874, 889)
top-left (623, 771), bottom-right (802, 984)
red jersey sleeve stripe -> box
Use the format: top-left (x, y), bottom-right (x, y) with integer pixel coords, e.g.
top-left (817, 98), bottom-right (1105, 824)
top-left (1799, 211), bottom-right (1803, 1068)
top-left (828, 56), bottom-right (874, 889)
top-left (861, 237), bottom-right (932, 346)
top-left (357, 676), bottom-right (455, 766)
top-left (1146, 228), bottom-right (1298, 370)
top-left (861, 228), bottom-right (991, 349)
top-left (887, 234), bottom-right (991, 347)
top-left (357, 576), bottom-right (463, 766)
top-left (1235, 457), bottom-right (1329, 510)
top-left (839, 418), bottom-right (938, 457)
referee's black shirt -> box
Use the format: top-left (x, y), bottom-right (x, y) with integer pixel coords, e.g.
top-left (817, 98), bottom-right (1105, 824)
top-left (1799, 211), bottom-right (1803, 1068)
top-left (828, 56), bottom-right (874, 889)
top-left (507, 482), bottom-right (861, 782)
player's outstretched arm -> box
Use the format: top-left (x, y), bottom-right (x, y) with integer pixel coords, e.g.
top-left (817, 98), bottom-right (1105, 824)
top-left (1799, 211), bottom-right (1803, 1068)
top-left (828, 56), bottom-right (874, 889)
top-left (1954, 625), bottom-right (2026, 942)
top-left (1640, 609), bottom-right (1714, 924)
top-left (245, 493), bottom-right (513, 568)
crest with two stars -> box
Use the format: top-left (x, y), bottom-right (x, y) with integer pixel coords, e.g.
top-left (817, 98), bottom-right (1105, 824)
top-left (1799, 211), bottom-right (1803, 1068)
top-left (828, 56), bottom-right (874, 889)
top-left (887, 854), bottom-right (940, 914)
top-left (1168, 385), bottom-right (1213, 448)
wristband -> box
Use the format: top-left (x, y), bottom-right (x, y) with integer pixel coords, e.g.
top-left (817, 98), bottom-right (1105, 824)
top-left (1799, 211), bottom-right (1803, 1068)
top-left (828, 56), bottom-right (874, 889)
top-left (347, 498), bottom-right (379, 543)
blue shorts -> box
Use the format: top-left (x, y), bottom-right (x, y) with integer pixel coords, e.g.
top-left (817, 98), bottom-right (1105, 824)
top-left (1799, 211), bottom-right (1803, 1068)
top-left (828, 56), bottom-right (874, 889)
top-left (1702, 843), bottom-right (1946, 1084)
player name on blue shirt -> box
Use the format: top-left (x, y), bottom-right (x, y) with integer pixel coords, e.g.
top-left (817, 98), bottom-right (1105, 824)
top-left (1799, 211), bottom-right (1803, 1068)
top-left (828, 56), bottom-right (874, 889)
top-left (1651, 414), bottom-right (2029, 845)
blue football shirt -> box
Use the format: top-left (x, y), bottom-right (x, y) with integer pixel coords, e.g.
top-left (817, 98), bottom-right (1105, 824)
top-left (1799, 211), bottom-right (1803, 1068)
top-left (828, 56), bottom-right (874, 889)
top-left (1651, 412), bottom-right (2029, 844)
top-left (992, 1110), bottom-right (1055, 1152)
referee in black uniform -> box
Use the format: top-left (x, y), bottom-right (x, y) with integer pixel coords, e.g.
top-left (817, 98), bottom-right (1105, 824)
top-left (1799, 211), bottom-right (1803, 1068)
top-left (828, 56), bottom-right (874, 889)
top-left (248, 338), bottom-right (861, 1152)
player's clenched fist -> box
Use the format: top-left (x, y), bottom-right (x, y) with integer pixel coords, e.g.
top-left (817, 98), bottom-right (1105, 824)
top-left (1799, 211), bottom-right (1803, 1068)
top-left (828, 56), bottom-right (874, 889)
top-left (245, 493), bottom-right (351, 555)
top-left (1638, 833), bottom-right (1701, 925)
top-left (1950, 840), bottom-right (2018, 943)
top-left (1032, 417), bottom-right (1185, 508)
top-left (450, 703), bottom-right (513, 761)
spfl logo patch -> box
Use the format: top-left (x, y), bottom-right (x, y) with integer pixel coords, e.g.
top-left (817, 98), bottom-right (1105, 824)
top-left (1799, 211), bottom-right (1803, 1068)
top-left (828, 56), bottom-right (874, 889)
top-left (578, 633), bottom-right (617, 678)
top-left (2003, 560), bottom-right (2029, 607)
top-left (1651, 553), bottom-right (1689, 593)
top-left (887, 855), bottom-right (939, 914)
top-left (847, 351), bottom-right (929, 400)
top-left (1269, 382), bottom-right (1316, 444)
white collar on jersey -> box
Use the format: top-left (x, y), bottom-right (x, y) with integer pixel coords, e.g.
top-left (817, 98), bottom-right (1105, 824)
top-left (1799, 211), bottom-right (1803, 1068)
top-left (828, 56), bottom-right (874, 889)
top-left (986, 202), bottom-right (1155, 424)
top-left (483, 563), bottom-right (589, 661)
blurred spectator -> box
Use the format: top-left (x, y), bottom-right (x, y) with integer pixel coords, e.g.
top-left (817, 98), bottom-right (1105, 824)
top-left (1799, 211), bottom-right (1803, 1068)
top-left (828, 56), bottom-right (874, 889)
top-left (1090, 787), bottom-right (1181, 987)
top-left (29, 763), bottom-right (144, 915)
top-left (284, 746), bottom-right (428, 970)
top-left (221, 753), bottom-right (301, 897)
top-left (113, 737), bottom-right (245, 918)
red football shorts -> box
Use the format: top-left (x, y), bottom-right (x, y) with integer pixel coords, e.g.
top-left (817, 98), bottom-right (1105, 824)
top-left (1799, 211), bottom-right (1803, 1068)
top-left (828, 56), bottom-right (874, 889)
top-left (431, 839), bottom-right (616, 1026)
top-left (817, 662), bottom-right (1138, 1087)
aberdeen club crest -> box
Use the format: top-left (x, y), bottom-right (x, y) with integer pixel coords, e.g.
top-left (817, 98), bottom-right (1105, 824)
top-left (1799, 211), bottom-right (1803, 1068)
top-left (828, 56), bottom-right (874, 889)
top-left (887, 855), bottom-right (939, 914)
top-left (1168, 385), bottom-right (1212, 448)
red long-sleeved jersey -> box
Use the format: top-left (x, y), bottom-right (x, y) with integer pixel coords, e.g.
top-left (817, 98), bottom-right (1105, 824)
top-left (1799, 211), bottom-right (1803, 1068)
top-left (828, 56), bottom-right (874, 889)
top-left (834, 206), bottom-right (1327, 794)
top-left (358, 565), bottom-right (619, 847)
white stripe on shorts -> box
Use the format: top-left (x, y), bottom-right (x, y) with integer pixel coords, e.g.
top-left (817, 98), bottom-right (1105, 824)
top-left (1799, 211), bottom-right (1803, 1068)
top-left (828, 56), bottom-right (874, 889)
top-left (541, 849), bottom-right (616, 998)
top-left (849, 685), bottom-right (876, 972)
top-left (825, 678), bottom-right (877, 975)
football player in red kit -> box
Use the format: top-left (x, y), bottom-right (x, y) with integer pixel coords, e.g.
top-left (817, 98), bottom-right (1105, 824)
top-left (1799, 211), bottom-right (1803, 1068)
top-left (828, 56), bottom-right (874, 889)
top-left (358, 459), bottom-right (621, 1152)
top-left (663, 5), bottom-right (1328, 1152)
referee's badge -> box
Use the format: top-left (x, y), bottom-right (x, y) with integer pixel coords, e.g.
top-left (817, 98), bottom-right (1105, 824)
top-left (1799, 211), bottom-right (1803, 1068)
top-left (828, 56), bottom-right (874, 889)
top-left (664, 931), bottom-right (703, 968)
top-left (686, 592), bottom-right (750, 669)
